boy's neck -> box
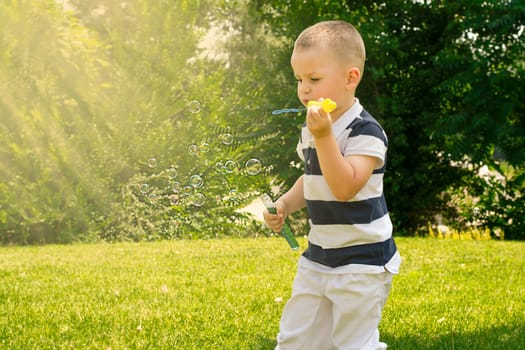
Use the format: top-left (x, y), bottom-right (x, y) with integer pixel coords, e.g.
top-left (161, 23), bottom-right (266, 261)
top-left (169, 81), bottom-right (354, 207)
top-left (331, 96), bottom-right (356, 122)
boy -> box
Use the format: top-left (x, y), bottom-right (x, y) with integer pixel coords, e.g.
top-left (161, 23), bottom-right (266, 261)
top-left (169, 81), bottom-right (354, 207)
top-left (263, 20), bottom-right (401, 350)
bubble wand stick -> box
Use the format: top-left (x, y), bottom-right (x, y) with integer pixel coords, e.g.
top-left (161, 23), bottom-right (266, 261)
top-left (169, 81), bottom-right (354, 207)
top-left (260, 194), bottom-right (299, 250)
top-left (272, 98), bottom-right (337, 115)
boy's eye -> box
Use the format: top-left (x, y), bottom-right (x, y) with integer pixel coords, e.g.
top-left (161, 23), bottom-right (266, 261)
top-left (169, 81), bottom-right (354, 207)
top-left (295, 77), bottom-right (320, 83)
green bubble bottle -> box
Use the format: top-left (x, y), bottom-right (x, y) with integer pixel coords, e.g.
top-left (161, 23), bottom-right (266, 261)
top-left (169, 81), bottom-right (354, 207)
top-left (260, 194), bottom-right (299, 250)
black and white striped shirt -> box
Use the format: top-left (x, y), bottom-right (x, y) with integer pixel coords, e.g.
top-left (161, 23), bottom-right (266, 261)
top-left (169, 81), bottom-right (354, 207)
top-left (297, 99), bottom-right (400, 273)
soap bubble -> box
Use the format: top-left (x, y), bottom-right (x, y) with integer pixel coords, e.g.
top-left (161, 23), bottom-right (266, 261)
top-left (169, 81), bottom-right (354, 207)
top-left (215, 162), bottom-right (225, 173)
top-left (224, 160), bottom-right (237, 173)
top-left (200, 142), bottom-right (210, 153)
top-left (172, 181), bottom-right (181, 193)
top-left (187, 144), bottom-right (199, 156)
top-left (148, 193), bottom-right (158, 203)
top-left (139, 184), bottom-right (150, 194)
top-left (182, 186), bottom-right (193, 196)
top-left (220, 133), bottom-right (234, 145)
top-left (187, 100), bottom-right (201, 114)
top-left (189, 174), bottom-right (204, 188)
top-left (169, 194), bottom-right (179, 205)
top-left (190, 193), bottom-right (206, 207)
top-left (228, 189), bottom-right (238, 202)
top-left (245, 158), bottom-right (262, 175)
top-left (167, 168), bottom-right (177, 179)
top-left (147, 158), bottom-right (158, 168)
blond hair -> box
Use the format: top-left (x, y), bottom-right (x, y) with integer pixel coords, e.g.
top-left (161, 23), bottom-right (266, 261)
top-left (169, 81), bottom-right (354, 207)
top-left (294, 20), bottom-right (366, 74)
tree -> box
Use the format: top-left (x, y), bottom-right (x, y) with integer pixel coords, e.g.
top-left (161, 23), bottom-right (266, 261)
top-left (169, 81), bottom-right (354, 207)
top-left (243, 0), bottom-right (524, 238)
top-left (2, 0), bottom-right (523, 244)
top-left (0, 0), bottom-right (273, 244)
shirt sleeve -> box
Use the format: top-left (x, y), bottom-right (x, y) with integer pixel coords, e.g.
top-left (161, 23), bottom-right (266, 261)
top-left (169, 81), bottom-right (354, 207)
top-left (343, 121), bottom-right (387, 169)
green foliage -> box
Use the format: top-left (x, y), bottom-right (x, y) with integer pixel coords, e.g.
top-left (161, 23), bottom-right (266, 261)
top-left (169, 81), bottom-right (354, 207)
top-left (0, 1), bottom-right (118, 244)
top-left (1, 238), bottom-right (524, 349)
top-left (444, 162), bottom-right (525, 240)
top-left (0, 1), bottom-right (277, 244)
top-left (1, 0), bottom-right (523, 243)
top-left (243, 0), bottom-right (524, 237)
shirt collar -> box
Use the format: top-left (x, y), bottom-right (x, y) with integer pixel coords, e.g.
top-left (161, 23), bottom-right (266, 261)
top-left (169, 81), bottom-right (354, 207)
top-left (332, 98), bottom-right (363, 139)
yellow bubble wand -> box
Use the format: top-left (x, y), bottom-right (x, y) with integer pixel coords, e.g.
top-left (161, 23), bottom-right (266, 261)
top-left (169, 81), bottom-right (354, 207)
top-left (306, 98), bottom-right (337, 112)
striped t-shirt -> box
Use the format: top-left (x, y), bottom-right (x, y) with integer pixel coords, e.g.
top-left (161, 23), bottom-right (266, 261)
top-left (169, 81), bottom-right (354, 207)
top-left (297, 98), bottom-right (400, 274)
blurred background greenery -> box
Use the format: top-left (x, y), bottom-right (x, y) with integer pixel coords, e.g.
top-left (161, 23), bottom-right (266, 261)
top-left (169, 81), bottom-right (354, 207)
top-left (0, 0), bottom-right (523, 244)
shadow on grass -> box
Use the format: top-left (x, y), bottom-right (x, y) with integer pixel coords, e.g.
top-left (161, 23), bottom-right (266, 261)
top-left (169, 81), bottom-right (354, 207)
top-left (252, 335), bottom-right (276, 349)
top-left (382, 322), bottom-right (525, 350)
top-left (250, 323), bottom-right (525, 349)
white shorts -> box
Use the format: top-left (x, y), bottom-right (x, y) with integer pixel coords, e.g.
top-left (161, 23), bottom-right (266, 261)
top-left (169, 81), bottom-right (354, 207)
top-left (275, 263), bottom-right (393, 350)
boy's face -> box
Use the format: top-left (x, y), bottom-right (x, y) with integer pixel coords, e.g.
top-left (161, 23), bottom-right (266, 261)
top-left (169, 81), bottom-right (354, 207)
top-left (291, 45), bottom-right (358, 119)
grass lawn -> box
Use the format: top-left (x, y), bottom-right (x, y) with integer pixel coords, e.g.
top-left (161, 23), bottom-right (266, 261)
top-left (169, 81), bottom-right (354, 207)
top-left (0, 237), bottom-right (524, 349)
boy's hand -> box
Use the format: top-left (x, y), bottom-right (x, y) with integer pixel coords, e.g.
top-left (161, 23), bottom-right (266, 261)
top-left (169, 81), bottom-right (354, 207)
top-left (262, 201), bottom-right (287, 233)
top-left (306, 104), bottom-right (333, 139)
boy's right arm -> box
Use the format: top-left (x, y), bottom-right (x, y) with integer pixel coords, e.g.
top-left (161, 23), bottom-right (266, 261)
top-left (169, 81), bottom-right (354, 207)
top-left (263, 175), bottom-right (305, 233)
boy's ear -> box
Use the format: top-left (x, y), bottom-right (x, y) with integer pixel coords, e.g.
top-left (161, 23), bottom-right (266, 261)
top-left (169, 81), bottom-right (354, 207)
top-left (346, 67), bottom-right (361, 89)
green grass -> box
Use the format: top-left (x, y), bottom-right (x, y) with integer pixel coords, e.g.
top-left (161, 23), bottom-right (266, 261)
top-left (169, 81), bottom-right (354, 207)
top-left (0, 237), bottom-right (524, 349)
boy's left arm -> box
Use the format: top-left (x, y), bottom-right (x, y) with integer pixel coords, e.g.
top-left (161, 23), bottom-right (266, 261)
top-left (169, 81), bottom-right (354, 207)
top-left (307, 107), bottom-right (377, 202)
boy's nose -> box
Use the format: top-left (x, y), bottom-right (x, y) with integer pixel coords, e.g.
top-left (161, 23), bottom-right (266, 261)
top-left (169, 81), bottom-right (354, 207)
top-left (300, 84), bottom-right (311, 94)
